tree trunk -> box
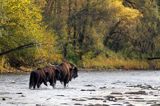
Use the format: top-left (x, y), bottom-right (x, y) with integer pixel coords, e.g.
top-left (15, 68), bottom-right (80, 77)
top-left (0, 43), bottom-right (36, 56)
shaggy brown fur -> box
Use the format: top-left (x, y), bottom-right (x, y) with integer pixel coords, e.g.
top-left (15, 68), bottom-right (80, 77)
top-left (56, 61), bottom-right (78, 87)
top-left (29, 61), bottom-right (78, 89)
top-left (29, 68), bottom-right (47, 89)
top-left (43, 65), bottom-right (61, 88)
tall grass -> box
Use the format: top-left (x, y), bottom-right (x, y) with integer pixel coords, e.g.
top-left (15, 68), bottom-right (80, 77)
top-left (82, 54), bottom-right (150, 70)
top-left (0, 57), bottom-right (10, 73)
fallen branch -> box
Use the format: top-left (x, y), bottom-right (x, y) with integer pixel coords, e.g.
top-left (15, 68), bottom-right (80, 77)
top-left (0, 42), bottom-right (37, 56)
top-left (147, 57), bottom-right (160, 60)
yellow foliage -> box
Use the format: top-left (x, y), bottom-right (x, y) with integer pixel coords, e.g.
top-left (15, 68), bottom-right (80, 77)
top-left (82, 54), bottom-right (149, 70)
top-left (108, 0), bottom-right (142, 20)
top-left (149, 60), bottom-right (160, 69)
top-left (0, 0), bottom-right (61, 71)
top-left (0, 57), bottom-right (10, 73)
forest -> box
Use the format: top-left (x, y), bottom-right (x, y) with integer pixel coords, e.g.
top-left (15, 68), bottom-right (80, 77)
top-left (0, 0), bottom-right (160, 72)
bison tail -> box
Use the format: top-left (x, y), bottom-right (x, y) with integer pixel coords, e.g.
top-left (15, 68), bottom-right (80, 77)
top-left (29, 71), bottom-right (35, 89)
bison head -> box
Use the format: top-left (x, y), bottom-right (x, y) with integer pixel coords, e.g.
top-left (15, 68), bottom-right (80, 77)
top-left (70, 64), bottom-right (78, 79)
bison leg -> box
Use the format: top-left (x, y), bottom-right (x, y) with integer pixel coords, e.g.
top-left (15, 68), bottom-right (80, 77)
top-left (43, 82), bottom-right (48, 86)
top-left (29, 73), bottom-right (33, 89)
top-left (64, 79), bottom-right (69, 88)
top-left (50, 80), bottom-right (55, 88)
top-left (49, 79), bottom-right (54, 88)
top-left (37, 80), bottom-right (43, 88)
top-left (51, 83), bottom-right (55, 88)
top-left (43, 80), bottom-right (48, 86)
top-left (29, 71), bottom-right (36, 89)
top-left (33, 74), bottom-right (38, 89)
top-left (63, 76), bottom-right (70, 88)
top-left (49, 79), bottom-right (53, 86)
top-left (52, 78), bottom-right (57, 88)
top-left (64, 83), bottom-right (66, 88)
top-left (33, 83), bottom-right (36, 89)
top-left (64, 81), bottom-right (68, 88)
top-left (49, 78), bottom-right (56, 88)
top-left (37, 82), bottom-right (40, 88)
top-left (37, 83), bottom-right (41, 88)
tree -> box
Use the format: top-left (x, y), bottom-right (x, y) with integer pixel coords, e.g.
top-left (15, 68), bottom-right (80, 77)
top-left (0, 0), bottom-right (57, 68)
top-left (123, 0), bottom-right (160, 58)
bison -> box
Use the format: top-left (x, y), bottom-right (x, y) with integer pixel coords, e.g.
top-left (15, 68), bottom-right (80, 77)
top-left (43, 65), bottom-right (61, 88)
top-left (56, 61), bottom-right (78, 87)
top-left (29, 68), bottom-right (48, 89)
top-left (29, 61), bottom-right (78, 89)
top-left (29, 66), bottom-right (61, 89)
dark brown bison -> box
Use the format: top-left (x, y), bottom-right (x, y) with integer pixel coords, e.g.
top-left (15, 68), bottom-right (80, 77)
top-left (29, 61), bottom-right (78, 89)
top-left (29, 68), bottom-right (48, 89)
top-left (29, 66), bottom-right (61, 89)
top-left (56, 61), bottom-right (78, 87)
top-left (43, 65), bottom-right (61, 88)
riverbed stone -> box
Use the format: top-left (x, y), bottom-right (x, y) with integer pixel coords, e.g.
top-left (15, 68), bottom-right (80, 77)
top-left (125, 91), bottom-right (147, 95)
top-left (85, 104), bottom-right (109, 106)
top-left (110, 92), bottom-right (123, 95)
top-left (99, 86), bottom-right (107, 89)
top-left (72, 98), bottom-right (87, 101)
top-left (150, 104), bottom-right (160, 106)
top-left (16, 92), bottom-right (23, 94)
top-left (84, 84), bottom-right (96, 87)
top-left (2, 97), bottom-right (6, 101)
top-left (74, 103), bottom-right (83, 105)
top-left (104, 95), bottom-right (117, 102)
top-left (86, 97), bottom-right (104, 100)
top-left (81, 89), bottom-right (96, 91)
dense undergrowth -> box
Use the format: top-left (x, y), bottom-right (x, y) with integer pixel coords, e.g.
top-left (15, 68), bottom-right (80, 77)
top-left (0, 0), bottom-right (160, 73)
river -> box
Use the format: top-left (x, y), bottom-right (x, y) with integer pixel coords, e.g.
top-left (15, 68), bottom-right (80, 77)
top-left (0, 71), bottom-right (160, 106)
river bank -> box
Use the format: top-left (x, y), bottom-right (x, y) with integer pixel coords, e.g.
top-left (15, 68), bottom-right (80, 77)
top-left (1, 58), bottom-right (160, 74)
top-left (1, 67), bottom-right (160, 74)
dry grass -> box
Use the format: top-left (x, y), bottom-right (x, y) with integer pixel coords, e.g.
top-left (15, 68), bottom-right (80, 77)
top-left (149, 60), bottom-right (160, 69)
top-left (1, 54), bottom-right (160, 73)
top-left (0, 57), bottom-right (11, 73)
top-left (82, 55), bottom-right (149, 70)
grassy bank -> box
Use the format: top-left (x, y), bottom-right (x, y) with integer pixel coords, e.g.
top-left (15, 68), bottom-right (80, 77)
top-left (82, 58), bottom-right (148, 70)
top-left (1, 56), bottom-right (160, 73)
top-left (81, 55), bottom-right (160, 70)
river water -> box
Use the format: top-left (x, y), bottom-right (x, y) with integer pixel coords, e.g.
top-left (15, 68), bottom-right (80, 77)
top-left (0, 71), bottom-right (160, 106)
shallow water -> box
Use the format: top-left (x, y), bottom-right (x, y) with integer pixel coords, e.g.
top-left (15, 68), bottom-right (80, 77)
top-left (0, 71), bottom-right (160, 106)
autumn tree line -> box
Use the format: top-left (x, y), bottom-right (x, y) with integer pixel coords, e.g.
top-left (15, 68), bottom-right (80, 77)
top-left (0, 0), bottom-right (160, 72)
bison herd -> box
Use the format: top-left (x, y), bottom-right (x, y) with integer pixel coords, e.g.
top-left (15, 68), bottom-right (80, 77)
top-left (29, 61), bottom-right (78, 89)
